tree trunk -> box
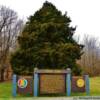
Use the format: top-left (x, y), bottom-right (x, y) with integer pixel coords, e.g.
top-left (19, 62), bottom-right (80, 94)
top-left (0, 69), bottom-right (5, 82)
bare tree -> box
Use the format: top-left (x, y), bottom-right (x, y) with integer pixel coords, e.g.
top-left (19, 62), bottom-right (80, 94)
top-left (78, 35), bottom-right (100, 76)
top-left (0, 6), bottom-right (23, 81)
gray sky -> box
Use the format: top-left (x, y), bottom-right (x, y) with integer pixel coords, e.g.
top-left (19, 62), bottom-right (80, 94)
top-left (0, 0), bottom-right (100, 41)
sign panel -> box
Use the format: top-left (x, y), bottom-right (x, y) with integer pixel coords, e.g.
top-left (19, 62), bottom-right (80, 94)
top-left (71, 76), bottom-right (85, 92)
top-left (17, 76), bottom-right (33, 95)
top-left (39, 74), bottom-right (66, 94)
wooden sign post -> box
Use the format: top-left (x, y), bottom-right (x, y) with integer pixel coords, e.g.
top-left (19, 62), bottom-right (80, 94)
top-left (34, 68), bottom-right (39, 97)
top-left (33, 68), bottom-right (71, 96)
top-left (12, 68), bottom-right (90, 97)
top-left (12, 74), bottom-right (17, 97)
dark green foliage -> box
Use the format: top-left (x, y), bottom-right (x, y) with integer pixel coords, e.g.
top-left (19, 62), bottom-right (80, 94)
top-left (11, 1), bottom-right (83, 75)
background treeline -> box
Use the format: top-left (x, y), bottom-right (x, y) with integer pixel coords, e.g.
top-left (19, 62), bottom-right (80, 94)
top-left (0, 6), bottom-right (23, 81)
top-left (77, 35), bottom-right (100, 76)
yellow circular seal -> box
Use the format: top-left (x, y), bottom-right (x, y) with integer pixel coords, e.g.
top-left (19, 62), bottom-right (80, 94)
top-left (77, 78), bottom-right (85, 88)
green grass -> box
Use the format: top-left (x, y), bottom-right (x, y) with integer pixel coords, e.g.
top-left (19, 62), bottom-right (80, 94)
top-left (90, 77), bottom-right (100, 95)
top-left (0, 77), bottom-right (100, 99)
top-left (0, 81), bottom-right (30, 99)
top-left (0, 81), bottom-right (11, 98)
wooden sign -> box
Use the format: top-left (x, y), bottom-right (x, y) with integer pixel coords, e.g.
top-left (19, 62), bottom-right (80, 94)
top-left (12, 69), bottom-right (90, 97)
top-left (17, 76), bottom-right (33, 95)
top-left (71, 76), bottom-right (85, 92)
top-left (39, 74), bottom-right (66, 94)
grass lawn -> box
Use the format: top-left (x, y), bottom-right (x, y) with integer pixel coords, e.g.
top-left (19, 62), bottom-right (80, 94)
top-left (0, 77), bottom-right (100, 99)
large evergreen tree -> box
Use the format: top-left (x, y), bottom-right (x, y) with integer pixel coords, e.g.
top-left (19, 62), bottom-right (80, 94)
top-left (11, 1), bottom-right (83, 75)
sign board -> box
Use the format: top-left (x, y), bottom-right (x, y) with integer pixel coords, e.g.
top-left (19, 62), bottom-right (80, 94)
top-left (71, 76), bottom-right (85, 92)
top-left (39, 74), bottom-right (66, 94)
top-left (12, 69), bottom-right (90, 97)
top-left (17, 76), bottom-right (33, 95)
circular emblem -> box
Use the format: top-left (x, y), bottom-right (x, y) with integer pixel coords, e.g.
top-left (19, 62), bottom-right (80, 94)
top-left (18, 78), bottom-right (28, 88)
top-left (77, 78), bottom-right (85, 88)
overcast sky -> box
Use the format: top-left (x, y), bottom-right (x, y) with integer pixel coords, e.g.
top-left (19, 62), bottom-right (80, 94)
top-left (0, 0), bottom-right (100, 41)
